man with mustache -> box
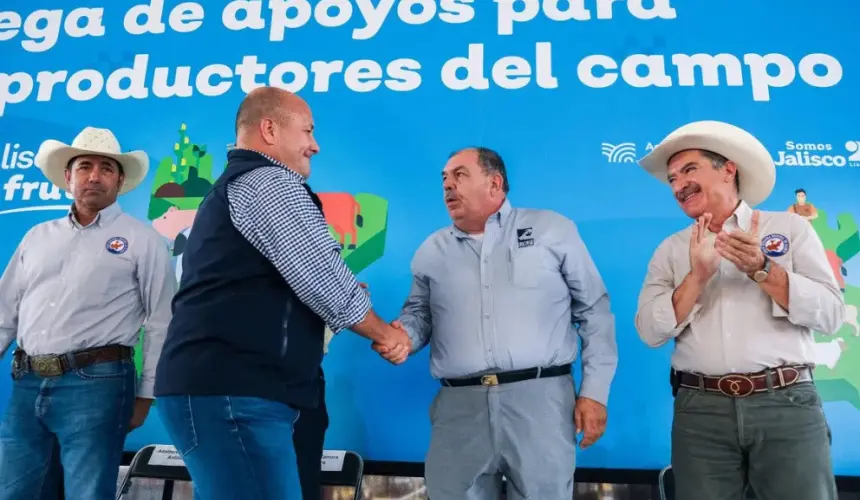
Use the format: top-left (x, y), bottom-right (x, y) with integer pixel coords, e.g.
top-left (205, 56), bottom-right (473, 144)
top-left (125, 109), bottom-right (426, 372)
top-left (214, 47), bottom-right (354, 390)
top-left (634, 120), bottom-right (843, 500)
top-left (0, 126), bottom-right (176, 500)
top-left (154, 87), bottom-right (411, 499)
top-left (375, 147), bottom-right (618, 499)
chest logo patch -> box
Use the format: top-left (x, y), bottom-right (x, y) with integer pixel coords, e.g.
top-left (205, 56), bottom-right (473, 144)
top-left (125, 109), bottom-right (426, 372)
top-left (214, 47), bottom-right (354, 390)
top-left (106, 236), bottom-right (129, 255)
top-left (761, 233), bottom-right (789, 257)
top-left (516, 227), bottom-right (534, 248)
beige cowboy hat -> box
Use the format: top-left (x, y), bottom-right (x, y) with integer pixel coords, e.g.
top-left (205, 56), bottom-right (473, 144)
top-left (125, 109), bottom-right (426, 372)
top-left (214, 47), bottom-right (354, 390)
top-left (34, 126), bottom-right (149, 195)
top-left (637, 120), bottom-right (776, 207)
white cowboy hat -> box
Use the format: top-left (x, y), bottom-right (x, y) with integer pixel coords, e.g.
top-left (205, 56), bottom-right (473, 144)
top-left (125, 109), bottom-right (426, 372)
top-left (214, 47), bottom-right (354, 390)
top-left (34, 126), bottom-right (149, 195)
top-left (637, 120), bottom-right (776, 207)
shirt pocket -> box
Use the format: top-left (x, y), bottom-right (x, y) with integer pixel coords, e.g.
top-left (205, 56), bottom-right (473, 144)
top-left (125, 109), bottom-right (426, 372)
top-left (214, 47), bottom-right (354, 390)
top-left (90, 253), bottom-right (136, 298)
top-left (508, 245), bottom-right (556, 289)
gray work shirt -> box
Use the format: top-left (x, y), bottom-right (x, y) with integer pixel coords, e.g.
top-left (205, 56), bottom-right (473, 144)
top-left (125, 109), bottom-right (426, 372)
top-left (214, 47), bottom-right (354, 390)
top-left (397, 199), bottom-right (618, 405)
top-left (0, 202), bottom-right (176, 398)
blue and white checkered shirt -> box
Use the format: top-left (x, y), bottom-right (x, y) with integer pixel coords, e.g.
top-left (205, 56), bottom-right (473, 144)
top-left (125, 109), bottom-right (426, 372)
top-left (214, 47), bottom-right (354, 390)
top-left (224, 150), bottom-right (371, 334)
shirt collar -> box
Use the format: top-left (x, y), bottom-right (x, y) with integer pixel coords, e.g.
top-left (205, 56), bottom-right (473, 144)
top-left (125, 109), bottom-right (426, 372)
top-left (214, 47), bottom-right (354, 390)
top-left (67, 201), bottom-right (122, 229)
top-left (233, 147), bottom-right (306, 184)
top-left (450, 198), bottom-right (512, 239)
top-left (730, 200), bottom-right (752, 232)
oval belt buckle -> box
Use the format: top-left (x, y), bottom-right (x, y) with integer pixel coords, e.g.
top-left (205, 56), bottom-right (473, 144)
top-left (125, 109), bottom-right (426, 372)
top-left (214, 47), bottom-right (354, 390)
top-left (717, 374), bottom-right (755, 397)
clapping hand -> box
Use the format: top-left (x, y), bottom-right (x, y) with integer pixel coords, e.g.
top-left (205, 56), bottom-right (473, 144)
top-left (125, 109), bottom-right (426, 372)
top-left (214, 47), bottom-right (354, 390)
top-left (371, 320), bottom-right (411, 365)
top-left (689, 213), bottom-right (720, 284)
top-left (715, 210), bottom-right (765, 275)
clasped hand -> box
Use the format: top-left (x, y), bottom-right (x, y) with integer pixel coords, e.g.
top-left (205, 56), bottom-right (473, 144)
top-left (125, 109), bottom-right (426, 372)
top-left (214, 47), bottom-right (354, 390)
top-left (691, 210), bottom-right (765, 281)
top-left (715, 210), bottom-right (765, 275)
top-left (371, 320), bottom-right (411, 365)
top-left (357, 282), bottom-right (412, 365)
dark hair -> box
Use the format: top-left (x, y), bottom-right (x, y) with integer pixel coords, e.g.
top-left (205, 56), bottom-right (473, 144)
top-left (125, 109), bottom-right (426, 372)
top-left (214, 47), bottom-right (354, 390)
top-left (66, 155), bottom-right (124, 175)
top-left (449, 146), bottom-right (510, 193)
top-left (700, 149), bottom-right (739, 191)
top-left (795, 188), bottom-right (806, 195)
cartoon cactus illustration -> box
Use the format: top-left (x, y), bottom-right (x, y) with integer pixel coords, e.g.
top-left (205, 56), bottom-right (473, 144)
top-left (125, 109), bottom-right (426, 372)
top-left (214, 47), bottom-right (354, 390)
top-left (171, 123), bottom-right (191, 184)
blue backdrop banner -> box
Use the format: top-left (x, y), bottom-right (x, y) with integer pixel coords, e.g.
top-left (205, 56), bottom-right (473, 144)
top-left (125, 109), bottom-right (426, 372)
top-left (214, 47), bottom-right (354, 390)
top-left (1, 0), bottom-right (859, 475)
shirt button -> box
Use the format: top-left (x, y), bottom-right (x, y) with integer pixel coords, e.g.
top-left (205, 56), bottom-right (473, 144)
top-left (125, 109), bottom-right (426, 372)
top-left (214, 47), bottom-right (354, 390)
top-left (49, 302), bottom-right (55, 307)
top-left (484, 314), bottom-right (490, 319)
top-left (483, 284), bottom-right (489, 289)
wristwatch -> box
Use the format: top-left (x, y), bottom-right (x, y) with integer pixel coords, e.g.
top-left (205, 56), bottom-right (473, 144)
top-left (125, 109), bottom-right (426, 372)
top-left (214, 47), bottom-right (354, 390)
top-left (750, 257), bottom-right (772, 282)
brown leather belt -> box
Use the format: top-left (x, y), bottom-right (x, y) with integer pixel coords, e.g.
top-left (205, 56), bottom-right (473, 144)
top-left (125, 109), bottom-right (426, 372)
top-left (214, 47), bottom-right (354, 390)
top-left (676, 364), bottom-right (813, 398)
top-left (12, 344), bottom-right (133, 378)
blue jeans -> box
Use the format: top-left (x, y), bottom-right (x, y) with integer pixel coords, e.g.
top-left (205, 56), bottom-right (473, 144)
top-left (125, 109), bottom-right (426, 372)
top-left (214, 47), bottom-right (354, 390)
top-left (157, 395), bottom-right (303, 499)
top-left (293, 376), bottom-right (328, 500)
top-left (0, 359), bottom-right (136, 500)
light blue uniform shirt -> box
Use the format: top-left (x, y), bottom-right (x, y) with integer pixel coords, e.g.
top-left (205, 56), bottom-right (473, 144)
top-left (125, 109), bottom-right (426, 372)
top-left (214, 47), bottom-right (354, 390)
top-left (398, 199), bottom-right (618, 405)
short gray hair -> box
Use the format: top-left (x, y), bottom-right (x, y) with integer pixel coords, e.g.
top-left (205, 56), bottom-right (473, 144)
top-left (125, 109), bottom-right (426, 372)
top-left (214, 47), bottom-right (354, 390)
top-left (700, 149), bottom-right (739, 191)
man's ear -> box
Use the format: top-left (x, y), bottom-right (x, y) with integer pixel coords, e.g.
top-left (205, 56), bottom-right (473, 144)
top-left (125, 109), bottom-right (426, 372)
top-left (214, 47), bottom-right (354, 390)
top-left (491, 173), bottom-right (503, 193)
top-left (724, 160), bottom-right (738, 184)
top-left (117, 173), bottom-right (126, 191)
top-left (260, 118), bottom-right (277, 146)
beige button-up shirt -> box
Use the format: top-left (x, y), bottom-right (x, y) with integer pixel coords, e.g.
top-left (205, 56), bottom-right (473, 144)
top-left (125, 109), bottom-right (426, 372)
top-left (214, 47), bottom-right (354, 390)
top-left (0, 202), bottom-right (176, 398)
top-left (635, 201), bottom-right (844, 376)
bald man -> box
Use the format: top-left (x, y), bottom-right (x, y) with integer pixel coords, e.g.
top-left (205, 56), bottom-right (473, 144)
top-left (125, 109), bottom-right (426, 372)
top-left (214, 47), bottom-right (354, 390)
top-left (154, 87), bottom-right (411, 499)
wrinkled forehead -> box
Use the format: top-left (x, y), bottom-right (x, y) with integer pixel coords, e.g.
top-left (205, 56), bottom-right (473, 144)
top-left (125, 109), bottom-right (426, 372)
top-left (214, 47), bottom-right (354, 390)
top-left (666, 149), bottom-right (707, 177)
top-left (443, 150), bottom-right (479, 175)
top-left (69, 154), bottom-right (121, 170)
top-left (284, 106), bottom-right (313, 129)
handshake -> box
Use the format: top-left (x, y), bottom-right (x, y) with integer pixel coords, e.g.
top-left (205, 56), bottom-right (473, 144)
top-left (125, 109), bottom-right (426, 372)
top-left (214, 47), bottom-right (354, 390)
top-left (370, 320), bottom-right (412, 365)
top-left (355, 282), bottom-right (412, 365)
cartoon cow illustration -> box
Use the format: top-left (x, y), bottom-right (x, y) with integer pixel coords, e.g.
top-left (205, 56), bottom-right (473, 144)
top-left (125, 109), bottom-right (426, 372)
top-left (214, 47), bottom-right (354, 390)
top-left (152, 206), bottom-right (198, 283)
top-left (153, 206), bottom-right (197, 243)
top-left (317, 193), bottom-right (363, 250)
top-left (825, 249), bottom-right (859, 336)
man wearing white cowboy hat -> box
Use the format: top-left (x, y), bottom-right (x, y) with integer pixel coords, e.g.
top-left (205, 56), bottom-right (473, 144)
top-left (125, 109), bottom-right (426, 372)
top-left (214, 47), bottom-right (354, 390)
top-left (633, 120), bottom-right (843, 499)
top-left (0, 126), bottom-right (176, 500)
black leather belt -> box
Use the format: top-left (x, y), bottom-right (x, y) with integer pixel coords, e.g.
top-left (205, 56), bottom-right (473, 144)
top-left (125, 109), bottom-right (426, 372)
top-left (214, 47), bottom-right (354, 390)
top-left (441, 364), bottom-right (571, 387)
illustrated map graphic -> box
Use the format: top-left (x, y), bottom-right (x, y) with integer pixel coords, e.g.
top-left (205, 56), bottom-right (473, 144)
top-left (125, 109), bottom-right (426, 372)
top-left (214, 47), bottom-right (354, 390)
top-left (133, 124), bottom-right (389, 376)
top-left (808, 208), bottom-right (860, 410)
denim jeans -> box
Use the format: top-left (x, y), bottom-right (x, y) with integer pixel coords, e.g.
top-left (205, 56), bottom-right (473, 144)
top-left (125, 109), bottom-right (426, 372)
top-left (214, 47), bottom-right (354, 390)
top-left (157, 395), bottom-right (303, 499)
top-left (672, 383), bottom-right (837, 500)
top-left (294, 377), bottom-right (328, 500)
top-left (0, 359), bottom-right (136, 500)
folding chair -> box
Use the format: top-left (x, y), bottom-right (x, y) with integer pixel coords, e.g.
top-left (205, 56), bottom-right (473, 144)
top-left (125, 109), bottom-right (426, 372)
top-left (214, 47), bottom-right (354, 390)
top-left (658, 465), bottom-right (674, 500)
top-left (115, 444), bottom-right (193, 500)
top-left (319, 450), bottom-right (364, 500)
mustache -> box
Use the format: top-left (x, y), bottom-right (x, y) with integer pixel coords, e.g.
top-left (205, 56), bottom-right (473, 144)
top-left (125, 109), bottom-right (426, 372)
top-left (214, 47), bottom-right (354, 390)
top-left (676, 184), bottom-right (701, 201)
top-left (445, 190), bottom-right (458, 201)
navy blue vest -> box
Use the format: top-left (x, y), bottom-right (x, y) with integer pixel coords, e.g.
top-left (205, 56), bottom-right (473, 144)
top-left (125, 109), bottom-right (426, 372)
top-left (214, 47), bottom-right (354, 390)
top-left (154, 149), bottom-right (325, 409)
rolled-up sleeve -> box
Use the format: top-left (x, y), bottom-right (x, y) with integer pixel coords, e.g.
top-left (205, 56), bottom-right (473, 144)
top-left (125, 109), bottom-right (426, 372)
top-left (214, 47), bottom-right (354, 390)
top-left (775, 213), bottom-right (844, 334)
top-left (559, 218), bottom-right (617, 406)
top-left (227, 169), bottom-right (371, 333)
top-left (635, 238), bottom-right (701, 347)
